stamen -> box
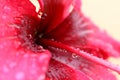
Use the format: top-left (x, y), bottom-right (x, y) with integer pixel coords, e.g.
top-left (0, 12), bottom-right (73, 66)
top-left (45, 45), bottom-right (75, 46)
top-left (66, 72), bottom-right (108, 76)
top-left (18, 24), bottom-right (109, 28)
top-left (39, 38), bottom-right (120, 74)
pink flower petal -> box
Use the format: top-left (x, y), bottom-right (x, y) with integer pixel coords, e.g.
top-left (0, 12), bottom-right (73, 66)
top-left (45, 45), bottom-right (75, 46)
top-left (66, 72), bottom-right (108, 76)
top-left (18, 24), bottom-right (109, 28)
top-left (39, 0), bottom-right (77, 33)
top-left (0, 0), bottom-right (38, 38)
top-left (0, 0), bottom-right (50, 79)
top-left (46, 59), bottom-right (90, 80)
top-left (0, 39), bottom-right (50, 80)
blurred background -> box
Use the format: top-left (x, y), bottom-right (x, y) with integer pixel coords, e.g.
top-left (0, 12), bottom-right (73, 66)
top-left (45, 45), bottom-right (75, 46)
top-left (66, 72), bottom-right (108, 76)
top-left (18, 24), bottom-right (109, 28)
top-left (82, 0), bottom-right (120, 41)
top-left (82, 0), bottom-right (120, 79)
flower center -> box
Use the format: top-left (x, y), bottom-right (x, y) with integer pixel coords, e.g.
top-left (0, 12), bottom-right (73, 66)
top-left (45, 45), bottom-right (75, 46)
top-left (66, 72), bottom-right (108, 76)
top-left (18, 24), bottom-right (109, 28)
top-left (14, 14), bottom-right (44, 52)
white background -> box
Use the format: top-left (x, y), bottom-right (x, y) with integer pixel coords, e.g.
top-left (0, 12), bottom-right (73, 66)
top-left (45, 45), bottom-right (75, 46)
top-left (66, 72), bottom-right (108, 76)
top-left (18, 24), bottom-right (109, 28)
top-left (82, 0), bottom-right (120, 40)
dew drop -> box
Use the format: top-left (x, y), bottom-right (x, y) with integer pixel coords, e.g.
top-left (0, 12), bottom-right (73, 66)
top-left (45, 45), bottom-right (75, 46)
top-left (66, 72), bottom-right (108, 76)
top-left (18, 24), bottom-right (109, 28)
top-left (15, 72), bottom-right (25, 80)
top-left (39, 33), bottom-right (44, 38)
top-left (38, 12), bottom-right (43, 18)
top-left (72, 53), bottom-right (78, 58)
top-left (37, 46), bottom-right (43, 50)
top-left (49, 78), bottom-right (53, 80)
top-left (75, 48), bottom-right (80, 51)
top-left (51, 38), bottom-right (55, 41)
top-left (4, 6), bottom-right (11, 12)
top-left (3, 65), bottom-right (9, 73)
top-left (43, 13), bottom-right (47, 17)
top-left (23, 54), bottom-right (29, 58)
top-left (62, 49), bottom-right (67, 53)
top-left (27, 34), bottom-right (32, 39)
top-left (69, 69), bottom-right (73, 73)
top-left (38, 74), bottom-right (45, 80)
top-left (41, 13), bottom-right (47, 19)
top-left (9, 62), bottom-right (17, 68)
top-left (90, 53), bottom-right (94, 56)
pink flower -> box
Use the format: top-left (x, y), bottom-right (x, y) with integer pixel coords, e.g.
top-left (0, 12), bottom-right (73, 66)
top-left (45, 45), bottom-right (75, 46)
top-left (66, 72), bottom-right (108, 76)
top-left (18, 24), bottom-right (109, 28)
top-left (0, 0), bottom-right (120, 80)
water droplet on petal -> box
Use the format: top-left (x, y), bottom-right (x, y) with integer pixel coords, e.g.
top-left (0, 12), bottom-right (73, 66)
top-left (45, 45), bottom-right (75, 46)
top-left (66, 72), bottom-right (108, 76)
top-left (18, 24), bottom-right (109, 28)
top-left (43, 13), bottom-right (47, 17)
top-left (27, 34), bottom-right (32, 39)
top-left (51, 39), bottom-right (54, 41)
top-left (41, 13), bottom-right (47, 19)
top-left (38, 12), bottom-right (43, 18)
top-left (38, 74), bottom-right (45, 80)
top-left (72, 53), bottom-right (78, 58)
top-left (3, 65), bottom-right (9, 73)
top-left (9, 62), bottom-right (17, 68)
top-left (49, 78), bottom-right (53, 80)
top-left (39, 33), bottom-right (44, 38)
top-left (15, 72), bottom-right (25, 80)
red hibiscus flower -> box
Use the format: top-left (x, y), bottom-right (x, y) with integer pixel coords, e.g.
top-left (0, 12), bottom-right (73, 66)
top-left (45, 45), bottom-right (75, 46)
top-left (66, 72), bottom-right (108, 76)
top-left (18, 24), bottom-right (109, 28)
top-left (0, 0), bottom-right (120, 80)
